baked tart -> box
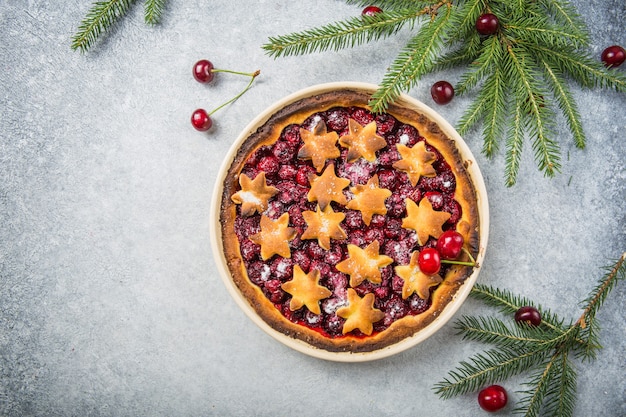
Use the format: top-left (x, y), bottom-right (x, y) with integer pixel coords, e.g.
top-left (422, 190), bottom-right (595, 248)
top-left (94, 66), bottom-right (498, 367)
top-left (212, 83), bottom-right (488, 360)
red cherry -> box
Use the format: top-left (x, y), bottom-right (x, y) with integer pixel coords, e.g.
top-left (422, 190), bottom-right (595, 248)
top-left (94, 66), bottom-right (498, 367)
top-left (431, 81), bottom-right (455, 105)
top-left (418, 248), bottom-right (441, 275)
top-left (193, 59), bottom-right (215, 83)
top-left (476, 13), bottom-right (499, 35)
top-left (514, 306), bottom-right (542, 327)
top-left (478, 385), bottom-right (508, 412)
top-left (436, 230), bottom-right (464, 260)
top-left (191, 109), bottom-right (213, 131)
top-left (601, 45), bottom-right (626, 67)
top-left (362, 6), bottom-right (383, 16)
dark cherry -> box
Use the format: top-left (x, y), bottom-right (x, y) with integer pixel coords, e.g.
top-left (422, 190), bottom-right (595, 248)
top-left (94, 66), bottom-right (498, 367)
top-left (418, 248), bottom-right (441, 275)
top-left (515, 306), bottom-right (542, 327)
top-left (191, 109), bottom-right (213, 131)
top-left (436, 230), bottom-right (464, 260)
top-left (362, 6), bottom-right (383, 17)
top-left (478, 385), bottom-right (508, 412)
top-left (192, 59), bottom-right (215, 83)
top-left (476, 13), bottom-right (499, 35)
top-left (601, 45), bottom-right (626, 67)
top-left (431, 81), bottom-right (455, 105)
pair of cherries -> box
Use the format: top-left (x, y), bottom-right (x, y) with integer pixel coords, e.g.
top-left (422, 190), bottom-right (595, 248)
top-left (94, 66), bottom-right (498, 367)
top-left (417, 230), bottom-right (466, 275)
top-left (191, 60), bottom-right (260, 131)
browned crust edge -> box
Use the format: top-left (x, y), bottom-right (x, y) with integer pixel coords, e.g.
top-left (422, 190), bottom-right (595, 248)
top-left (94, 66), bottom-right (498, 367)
top-left (219, 88), bottom-right (480, 354)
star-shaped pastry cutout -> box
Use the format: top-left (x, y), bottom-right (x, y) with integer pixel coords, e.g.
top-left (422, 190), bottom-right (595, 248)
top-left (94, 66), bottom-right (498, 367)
top-left (345, 174), bottom-right (392, 226)
top-left (297, 121), bottom-right (341, 172)
top-left (395, 251), bottom-right (443, 299)
top-left (402, 197), bottom-right (451, 246)
top-left (231, 172), bottom-right (279, 217)
top-left (335, 240), bottom-right (394, 287)
top-left (307, 164), bottom-right (350, 210)
top-left (249, 213), bottom-right (296, 260)
top-left (281, 265), bottom-right (332, 315)
top-left (301, 205), bottom-right (347, 250)
top-left (392, 141), bottom-right (437, 186)
top-left (336, 288), bottom-right (385, 335)
top-left (338, 119), bottom-right (387, 163)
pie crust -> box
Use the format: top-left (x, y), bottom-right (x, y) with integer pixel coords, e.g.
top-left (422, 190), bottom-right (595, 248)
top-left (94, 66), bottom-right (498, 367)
top-left (214, 84), bottom-right (487, 358)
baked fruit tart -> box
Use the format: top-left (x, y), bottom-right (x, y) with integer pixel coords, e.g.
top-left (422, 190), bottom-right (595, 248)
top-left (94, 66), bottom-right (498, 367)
top-left (212, 83), bottom-right (488, 360)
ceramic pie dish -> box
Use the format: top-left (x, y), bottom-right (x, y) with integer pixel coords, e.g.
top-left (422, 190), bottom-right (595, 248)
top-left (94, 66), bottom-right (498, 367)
top-left (210, 82), bottom-right (489, 362)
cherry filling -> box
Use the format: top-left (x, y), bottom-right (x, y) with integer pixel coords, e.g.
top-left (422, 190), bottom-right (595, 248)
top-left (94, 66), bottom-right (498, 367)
top-left (233, 106), bottom-right (462, 338)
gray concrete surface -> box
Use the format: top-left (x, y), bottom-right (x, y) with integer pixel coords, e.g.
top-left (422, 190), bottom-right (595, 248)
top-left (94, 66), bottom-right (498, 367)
top-left (1, 0), bottom-right (624, 415)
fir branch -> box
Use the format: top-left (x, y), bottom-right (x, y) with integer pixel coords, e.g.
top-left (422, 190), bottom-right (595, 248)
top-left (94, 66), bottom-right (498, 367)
top-left (145, 0), bottom-right (167, 25)
top-left (263, 10), bottom-right (423, 58)
top-left (72, 0), bottom-right (138, 52)
top-left (434, 346), bottom-right (548, 398)
top-left (265, 0), bottom-right (626, 185)
top-left (436, 253), bottom-right (625, 414)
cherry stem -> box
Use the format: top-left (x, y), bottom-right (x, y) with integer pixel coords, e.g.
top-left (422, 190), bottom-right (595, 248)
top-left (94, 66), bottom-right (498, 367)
top-left (211, 68), bottom-right (260, 78)
top-left (208, 70), bottom-right (260, 116)
top-left (441, 247), bottom-right (478, 267)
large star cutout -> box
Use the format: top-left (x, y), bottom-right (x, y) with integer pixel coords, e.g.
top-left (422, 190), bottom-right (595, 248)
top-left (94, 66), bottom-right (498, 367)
top-left (231, 172), bottom-right (279, 217)
top-left (338, 119), bottom-right (387, 163)
top-left (307, 164), bottom-right (350, 210)
top-left (345, 174), bottom-right (392, 226)
top-left (395, 251), bottom-right (443, 300)
top-left (281, 265), bottom-right (332, 315)
top-left (249, 213), bottom-right (297, 260)
top-left (392, 141), bottom-right (437, 186)
top-left (301, 204), bottom-right (347, 250)
top-left (336, 240), bottom-right (394, 287)
top-left (297, 121), bottom-right (341, 172)
top-left (402, 197), bottom-right (451, 246)
top-left (336, 288), bottom-right (385, 336)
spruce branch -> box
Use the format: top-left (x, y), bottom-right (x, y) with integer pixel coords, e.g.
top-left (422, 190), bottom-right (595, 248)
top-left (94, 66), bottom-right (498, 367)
top-left (72, 0), bottom-right (138, 52)
top-left (435, 253), bottom-right (626, 416)
top-left (264, 0), bottom-right (626, 185)
top-left (145, 0), bottom-right (167, 25)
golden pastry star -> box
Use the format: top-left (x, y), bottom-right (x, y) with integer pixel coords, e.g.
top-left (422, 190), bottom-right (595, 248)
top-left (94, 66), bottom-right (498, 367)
top-left (281, 265), bottom-right (332, 315)
top-left (301, 204), bottom-right (347, 250)
top-left (402, 197), bottom-right (451, 246)
top-left (338, 119), bottom-right (387, 163)
top-left (336, 288), bottom-right (385, 336)
top-left (249, 213), bottom-right (296, 260)
top-left (392, 141), bottom-right (437, 186)
top-left (395, 251), bottom-right (443, 299)
top-left (297, 120), bottom-right (341, 172)
top-left (307, 164), bottom-right (350, 210)
top-left (231, 172), bottom-right (279, 217)
top-left (345, 174), bottom-right (392, 225)
top-left (336, 240), bottom-right (394, 287)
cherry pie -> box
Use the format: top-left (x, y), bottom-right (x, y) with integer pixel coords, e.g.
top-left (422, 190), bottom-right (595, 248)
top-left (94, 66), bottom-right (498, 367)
top-left (215, 85), bottom-right (485, 356)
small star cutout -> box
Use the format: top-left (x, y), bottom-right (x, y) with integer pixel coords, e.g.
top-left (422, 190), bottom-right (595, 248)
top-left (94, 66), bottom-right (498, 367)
top-left (338, 119), bottom-right (387, 163)
top-left (281, 265), bottom-right (332, 315)
top-left (345, 174), bottom-right (392, 225)
top-left (392, 141), bottom-right (437, 186)
top-left (335, 240), bottom-right (394, 287)
top-left (395, 251), bottom-right (443, 300)
top-left (336, 288), bottom-right (385, 335)
top-left (301, 205), bottom-right (347, 250)
top-left (231, 172), bottom-right (279, 217)
top-left (298, 121), bottom-right (341, 172)
top-left (307, 164), bottom-right (350, 210)
top-left (249, 213), bottom-right (296, 260)
top-left (402, 197), bottom-right (451, 246)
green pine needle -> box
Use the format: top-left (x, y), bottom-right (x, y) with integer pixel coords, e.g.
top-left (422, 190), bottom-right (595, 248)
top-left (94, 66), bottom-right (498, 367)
top-left (72, 0), bottom-right (138, 52)
top-left (264, 0), bottom-right (626, 185)
top-left (435, 253), bottom-right (626, 415)
top-left (145, 0), bottom-right (167, 25)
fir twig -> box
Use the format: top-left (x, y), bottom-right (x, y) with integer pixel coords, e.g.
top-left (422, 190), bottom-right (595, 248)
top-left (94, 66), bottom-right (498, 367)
top-left (264, 0), bottom-right (626, 185)
top-left (72, 0), bottom-right (138, 52)
top-left (435, 253), bottom-right (626, 415)
top-left (145, 0), bottom-right (167, 25)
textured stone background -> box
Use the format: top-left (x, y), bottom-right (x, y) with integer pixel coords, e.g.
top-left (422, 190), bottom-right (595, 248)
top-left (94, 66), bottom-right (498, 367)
top-left (1, 1), bottom-right (624, 416)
